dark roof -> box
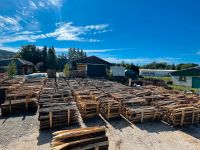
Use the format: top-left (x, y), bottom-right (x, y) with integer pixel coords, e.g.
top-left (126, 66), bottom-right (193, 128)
top-left (70, 56), bottom-right (112, 66)
top-left (0, 58), bottom-right (34, 67)
top-left (171, 66), bottom-right (200, 76)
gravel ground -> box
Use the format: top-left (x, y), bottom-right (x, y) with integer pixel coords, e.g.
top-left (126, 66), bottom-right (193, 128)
top-left (0, 113), bottom-right (200, 150)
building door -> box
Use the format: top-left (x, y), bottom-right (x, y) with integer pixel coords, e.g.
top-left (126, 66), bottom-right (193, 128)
top-left (87, 64), bottom-right (106, 77)
top-left (192, 77), bottom-right (200, 88)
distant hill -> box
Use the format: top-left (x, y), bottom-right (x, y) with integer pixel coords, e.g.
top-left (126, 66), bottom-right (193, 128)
top-left (0, 50), bottom-right (16, 60)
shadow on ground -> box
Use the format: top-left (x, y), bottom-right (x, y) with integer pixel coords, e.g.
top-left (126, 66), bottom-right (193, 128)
top-left (83, 116), bottom-right (106, 127)
top-left (134, 120), bottom-right (200, 140)
top-left (37, 124), bottom-right (81, 145)
top-left (108, 116), bottom-right (132, 131)
top-left (0, 112), bottom-right (36, 124)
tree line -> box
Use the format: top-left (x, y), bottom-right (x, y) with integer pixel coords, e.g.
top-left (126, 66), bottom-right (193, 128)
top-left (140, 61), bottom-right (199, 70)
top-left (17, 45), bottom-right (87, 71)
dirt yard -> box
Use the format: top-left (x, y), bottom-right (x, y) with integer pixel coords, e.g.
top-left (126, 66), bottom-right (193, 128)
top-left (0, 113), bottom-right (200, 150)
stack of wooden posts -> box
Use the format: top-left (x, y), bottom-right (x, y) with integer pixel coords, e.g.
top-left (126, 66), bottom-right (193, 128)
top-left (123, 106), bottom-right (159, 123)
top-left (99, 97), bottom-right (121, 120)
top-left (161, 104), bottom-right (199, 126)
top-left (38, 79), bottom-right (78, 130)
top-left (51, 127), bottom-right (109, 150)
top-left (1, 78), bottom-right (44, 116)
top-left (74, 90), bottom-right (99, 119)
top-left (66, 78), bottom-right (200, 126)
top-left (39, 102), bottom-right (78, 130)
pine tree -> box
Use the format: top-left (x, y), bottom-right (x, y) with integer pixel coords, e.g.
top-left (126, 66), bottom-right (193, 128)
top-left (42, 46), bottom-right (48, 71)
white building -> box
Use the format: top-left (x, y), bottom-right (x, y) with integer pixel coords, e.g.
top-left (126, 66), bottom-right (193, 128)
top-left (140, 69), bottom-right (175, 77)
top-left (110, 66), bottom-right (125, 77)
top-left (171, 67), bottom-right (200, 88)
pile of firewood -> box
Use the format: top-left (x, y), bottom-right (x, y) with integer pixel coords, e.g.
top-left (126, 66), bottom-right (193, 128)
top-left (51, 127), bottom-right (109, 150)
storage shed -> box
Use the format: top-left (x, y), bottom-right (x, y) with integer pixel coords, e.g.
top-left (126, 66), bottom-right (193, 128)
top-left (69, 56), bottom-right (112, 77)
top-left (0, 58), bottom-right (35, 75)
top-left (171, 66), bottom-right (200, 88)
top-left (110, 66), bottom-right (125, 77)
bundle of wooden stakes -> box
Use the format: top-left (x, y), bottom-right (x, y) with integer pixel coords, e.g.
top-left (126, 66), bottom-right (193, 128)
top-left (51, 127), bottom-right (109, 150)
top-left (99, 97), bottom-right (121, 120)
top-left (38, 79), bottom-right (78, 130)
top-left (1, 78), bottom-right (44, 116)
top-left (161, 104), bottom-right (199, 126)
top-left (74, 91), bottom-right (99, 119)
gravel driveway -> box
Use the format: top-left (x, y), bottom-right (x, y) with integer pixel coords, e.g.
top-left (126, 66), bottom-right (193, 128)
top-left (0, 113), bottom-right (200, 150)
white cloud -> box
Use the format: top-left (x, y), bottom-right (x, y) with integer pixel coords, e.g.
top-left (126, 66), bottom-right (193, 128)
top-left (0, 15), bottom-right (22, 32)
top-left (29, 0), bottom-right (37, 9)
top-left (84, 48), bottom-right (126, 53)
top-left (33, 22), bottom-right (110, 42)
top-left (0, 34), bottom-right (35, 43)
top-left (47, 0), bottom-right (62, 7)
top-left (38, 1), bottom-right (45, 7)
top-left (0, 46), bottom-right (19, 52)
top-left (103, 57), bottom-right (179, 64)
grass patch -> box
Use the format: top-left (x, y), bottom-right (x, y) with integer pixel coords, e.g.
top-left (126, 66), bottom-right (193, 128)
top-left (144, 76), bottom-right (199, 94)
top-left (144, 76), bottom-right (171, 82)
top-left (168, 84), bottom-right (198, 93)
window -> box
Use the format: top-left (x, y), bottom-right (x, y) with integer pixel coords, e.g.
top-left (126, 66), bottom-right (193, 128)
top-left (179, 76), bottom-right (186, 81)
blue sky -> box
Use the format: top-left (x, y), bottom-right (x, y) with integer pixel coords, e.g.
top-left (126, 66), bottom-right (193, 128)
top-left (0, 0), bottom-right (200, 64)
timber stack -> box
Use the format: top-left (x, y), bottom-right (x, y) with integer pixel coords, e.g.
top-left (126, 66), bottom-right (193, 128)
top-left (99, 97), bottom-right (121, 120)
top-left (1, 78), bottom-right (45, 116)
top-left (51, 127), bottom-right (109, 150)
top-left (38, 79), bottom-right (78, 130)
top-left (161, 104), bottom-right (199, 126)
top-left (73, 89), bottom-right (99, 119)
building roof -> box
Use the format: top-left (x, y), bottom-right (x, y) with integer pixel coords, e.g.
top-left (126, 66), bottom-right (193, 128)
top-left (69, 56), bottom-right (112, 66)
top-left (140, 69), bottom-right (175, 72)
top-left (0, 58), bottom-right (34, 67)
top-left (171, 66), bottom-right (200, 76)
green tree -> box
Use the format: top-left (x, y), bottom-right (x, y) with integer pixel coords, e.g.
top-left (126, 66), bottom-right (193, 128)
top-left (67, 48), bottom-right (87, 60)
top-left (63, 64), bottom-right (70, 77)
top-left (57, 53), bottom-right (68, 71)
top-left (18, 45), bottom-right (42, 65)
top-left (6, 61), bottom-right (17, 78)
top-left (48, 46), bottom-right (57, 69)
top-left (42, 46), bottom-right (48, 70)
top-left (130, 63), bottom-right (140, 76)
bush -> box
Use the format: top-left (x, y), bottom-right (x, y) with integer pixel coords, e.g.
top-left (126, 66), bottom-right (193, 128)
top-left (6, 61), bottom-right (17, 78)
